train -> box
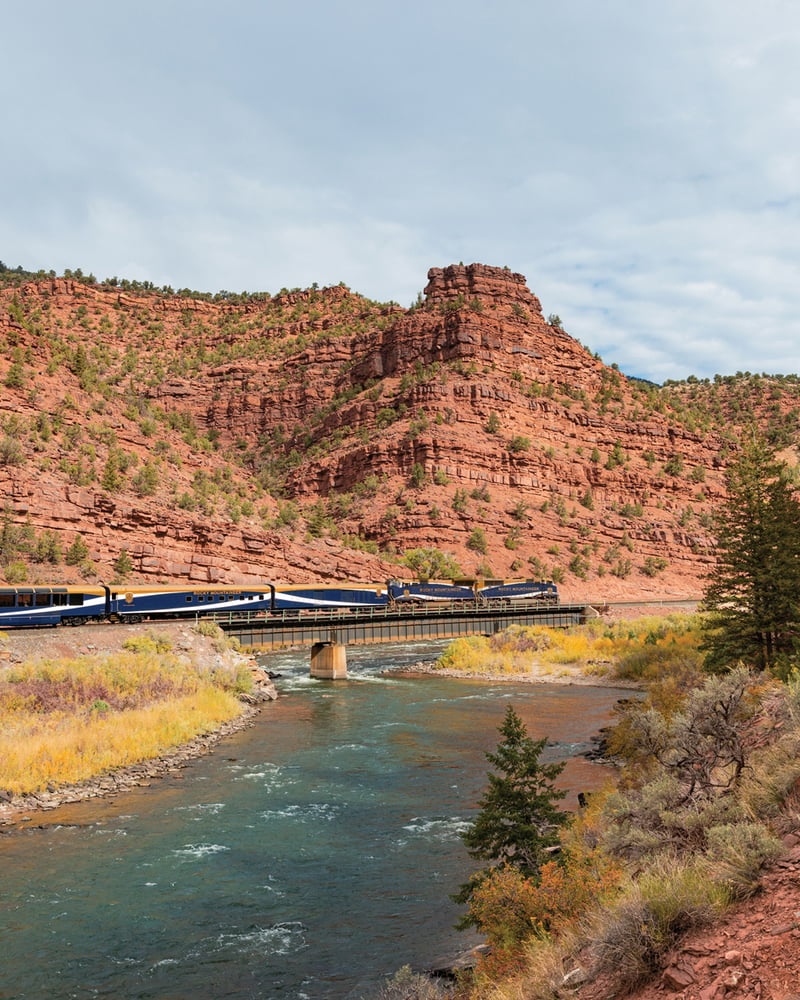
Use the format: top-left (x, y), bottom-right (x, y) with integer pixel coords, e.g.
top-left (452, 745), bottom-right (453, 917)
top-left (0, 578), bottom-right (559, 629)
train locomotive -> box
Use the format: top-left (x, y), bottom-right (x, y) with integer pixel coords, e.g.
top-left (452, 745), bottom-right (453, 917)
top-left (0, 578), bottom-right (558, 629)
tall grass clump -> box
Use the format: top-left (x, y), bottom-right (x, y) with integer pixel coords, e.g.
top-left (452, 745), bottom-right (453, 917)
top-left (0, 644), bottom-right (249, 795)
top-left (588, 856), bottom-right (729, 990)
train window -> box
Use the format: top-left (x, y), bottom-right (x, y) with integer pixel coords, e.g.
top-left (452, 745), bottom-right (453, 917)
top-left (68, 593), bottom-right (85, 606)
top-left (52, 593), bottom-right (69, 606)
top-left (35, 593), bottom-right (51, 606)
top-left (185, 595), bottom-right (194, 603)
top-left (0, 592), bottom-right (14, 607)
top-left (17, 593), bottom-right (32, 606)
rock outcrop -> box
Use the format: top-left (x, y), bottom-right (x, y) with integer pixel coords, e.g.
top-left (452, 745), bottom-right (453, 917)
top-left (1, 262), bottom-right (798, 601)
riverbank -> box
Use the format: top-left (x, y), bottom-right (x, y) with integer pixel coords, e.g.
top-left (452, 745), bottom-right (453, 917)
top-left (401, 659), bottom-right (643, 689)
top-left (0, 621), bottom-right (276, 830)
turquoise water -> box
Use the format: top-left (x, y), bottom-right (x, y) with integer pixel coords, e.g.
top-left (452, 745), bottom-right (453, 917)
top-left (0, 642), bottom-right (628, 999)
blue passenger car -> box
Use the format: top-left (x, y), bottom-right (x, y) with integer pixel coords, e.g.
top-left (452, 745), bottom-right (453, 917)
top-left (272, 584), bottom-right (389, 611)
top-left (387, 580), bottom-right (477, 602)
top-left (0, 587), bottom-right (110, 628)
top-left (110, 585), bottom-right (275, 621)
top-left (478, 580), bottom-right (558, 601)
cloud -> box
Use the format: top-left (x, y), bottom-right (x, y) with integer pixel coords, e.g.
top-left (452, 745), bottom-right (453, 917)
top-left (2, 1), bottom-right (799, 381)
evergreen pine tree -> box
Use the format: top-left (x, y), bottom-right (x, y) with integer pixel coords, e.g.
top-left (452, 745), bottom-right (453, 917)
top-left (701, 431), bottom-right (800, 673)
top-left (454, 706), bottom-right (568, 921)
top-left (113, 549), bottom-right (133, 579)
top-left (65, 534), bottom-right (89, 567)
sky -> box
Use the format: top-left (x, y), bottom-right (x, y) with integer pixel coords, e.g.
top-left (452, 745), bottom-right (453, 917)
top-left (3, 1), bottom-right (799, 383)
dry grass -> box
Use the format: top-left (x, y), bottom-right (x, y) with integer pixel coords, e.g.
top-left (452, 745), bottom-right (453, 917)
top-left (586, 857), bottom-right (730, 990)
top-left (435, 615), bottom-right (704, 679)
top-left (467, 931), bottom-right (581, 1000)
top-left (0, 642), bottom-right (249, 794)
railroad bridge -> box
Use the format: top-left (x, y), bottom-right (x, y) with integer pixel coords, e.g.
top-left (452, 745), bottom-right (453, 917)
top-left (213, 601), bottom-right (592, 678)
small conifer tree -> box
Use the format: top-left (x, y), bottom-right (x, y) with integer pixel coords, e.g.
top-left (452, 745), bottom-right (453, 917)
top-left (113, 549), bottom-right (133, 578)
top-left (454, 706), bottom-right (567, 924)
top-left (65, 535), bottom-right (89, 566)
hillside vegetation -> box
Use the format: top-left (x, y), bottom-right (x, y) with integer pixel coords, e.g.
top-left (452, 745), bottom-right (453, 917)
top-left (3, 260), bottom-right (800, 600)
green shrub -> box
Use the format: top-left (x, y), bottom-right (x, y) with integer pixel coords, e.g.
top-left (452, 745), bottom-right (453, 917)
top-left (605, 441), bottom-right (625, 469)
top-left (0, 435), bottom-right (24, 466)
top-left (375, 407), bottom-right (397, 429)
top-left (65, 535), bottom-right (89, 566)
top-left (3, 559), bottom-right (28, 583)
top-left (508, 435), bottom-right (531, 453)
top-left (409, 462), bottom-right (427, 488)
top-left (132, 461), bottom-right (159, 496)
top-left (611, 558), bottom-right (632, 578)
top-left (511, 500), bottom-right (529, 522)
top-left (276, 501), bottom-right (299, 526)
top-left (452, 488), bottom-right (469, 513)
top-left (703, 822), bottom-right (782, 899)
top-left (641, 556), bottom-right (668, 577)
top-left (33, 530), bottom-right (62, 564)
top-left (400, 547), bottom-right (462, 580)
top-left (4, 362), bottom-right (25, 389)
top-left (113, 549), bottom-right (133, 578)
top-left (467, 527), bottom-right (488, 554)
top-left (589, 858), bottom-right (727, 990)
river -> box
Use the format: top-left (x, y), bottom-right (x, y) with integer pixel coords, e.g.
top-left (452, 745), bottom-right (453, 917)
top-left (0, 641), bottom-right (630, 1000)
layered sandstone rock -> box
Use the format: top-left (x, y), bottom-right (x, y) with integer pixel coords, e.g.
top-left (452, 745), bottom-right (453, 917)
top-left (0, 263), bottom-right (795, 600)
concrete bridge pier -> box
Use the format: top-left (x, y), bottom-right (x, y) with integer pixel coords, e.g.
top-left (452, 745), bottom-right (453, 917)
top-left (310, 641), bottom-right (348, 679)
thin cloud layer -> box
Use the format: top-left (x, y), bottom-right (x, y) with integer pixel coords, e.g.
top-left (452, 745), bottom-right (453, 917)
top-left (2, 1), bottom-right (798, 382)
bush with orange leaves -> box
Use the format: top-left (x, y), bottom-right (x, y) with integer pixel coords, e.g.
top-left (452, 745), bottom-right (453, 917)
top-left (467, 846), bottom-right (622, 971)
